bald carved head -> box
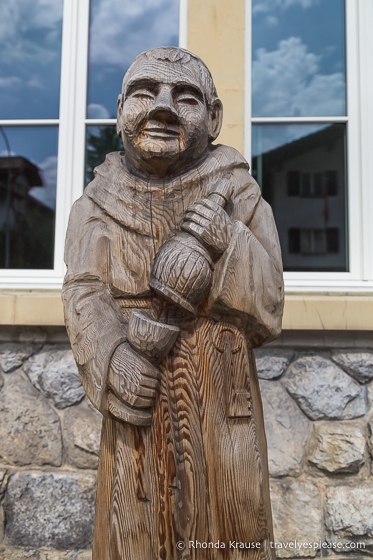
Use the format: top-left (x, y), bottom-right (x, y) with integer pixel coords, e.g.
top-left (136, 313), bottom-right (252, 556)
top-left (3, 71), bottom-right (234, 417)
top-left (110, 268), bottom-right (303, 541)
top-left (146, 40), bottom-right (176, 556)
top-left (117, 47), bottom-right (223, 178)
top-left (122, 47), bottom-right (219, 107)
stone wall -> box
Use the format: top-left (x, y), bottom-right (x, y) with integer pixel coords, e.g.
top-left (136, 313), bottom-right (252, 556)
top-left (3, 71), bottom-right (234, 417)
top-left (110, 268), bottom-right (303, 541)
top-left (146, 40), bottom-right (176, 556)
top-left (0, 327), bottom-right (372, 559)
top-left (257, 339), bottom-right (373, 559)
top-left (0, 328), bottom-right (99, 560)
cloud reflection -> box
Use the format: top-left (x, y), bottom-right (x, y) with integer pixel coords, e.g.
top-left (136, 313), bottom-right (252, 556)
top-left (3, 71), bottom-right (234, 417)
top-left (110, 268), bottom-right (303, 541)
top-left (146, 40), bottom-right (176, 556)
top-left (253, 0), bottom-right (316, 15)
top-left (0, 0), bottom-right (63, 119)
top-left (87, 0), bottom-right (179, 118)
top-left (252, 37), bottom-right (345, 117)
top-left (89, 0), bottom-right (179, 69)
top-left (87, 103), bottom-right (111, 119)
top-left (30, 155), bottom-right (58, 210)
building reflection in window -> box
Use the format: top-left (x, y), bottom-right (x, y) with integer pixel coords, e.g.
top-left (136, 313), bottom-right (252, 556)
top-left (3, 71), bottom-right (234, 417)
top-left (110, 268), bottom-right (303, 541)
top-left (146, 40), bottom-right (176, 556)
top-left (252, 124), bottom-right (347, 272)
top-left (0, 127), bottom-right (57, 269)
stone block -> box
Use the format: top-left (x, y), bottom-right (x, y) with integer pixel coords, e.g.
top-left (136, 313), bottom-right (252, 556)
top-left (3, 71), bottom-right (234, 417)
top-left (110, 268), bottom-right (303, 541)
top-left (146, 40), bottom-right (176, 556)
top-left (368, 381), bottom-right (373, 408)
top-left (24, 346), bottom-right (84, 409)
top-left (62, 403), bottom-right (102, 469)
top-left (366, 417), bottom-right (373, 469)
top-left (0, 372), bottom-right (62, 466)
top-left (270, 480), bottom-right (322, 558)
top-left (332, 351), bottom-right (373, 384)
top-left (260, 380), bottom-right (309, 477)
top-left (254, 349), bottom-right (294, 380)
top-left (0, 469), bottom-right (7, 495)
top-left (77, 552), bottom-right (92, 560)
top-left (283, 355), bottom-right (367, 420)
top-left (308, 422), bottom-right (365, 474)
top-left (0, 547), bottom-right (40, 560)
top-left (4, 472), bottom-right (96, 550)
top-left (0, 342), bottom-right (38, 373)
top-left (0, 547), bottom-right (92, 559)
top-left (325, 484), bottom-right (373, 538)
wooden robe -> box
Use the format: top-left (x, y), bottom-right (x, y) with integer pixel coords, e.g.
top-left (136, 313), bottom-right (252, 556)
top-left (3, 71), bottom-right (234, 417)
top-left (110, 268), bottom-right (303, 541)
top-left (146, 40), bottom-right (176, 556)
top-left (62, 144), bottom-right (284, 560)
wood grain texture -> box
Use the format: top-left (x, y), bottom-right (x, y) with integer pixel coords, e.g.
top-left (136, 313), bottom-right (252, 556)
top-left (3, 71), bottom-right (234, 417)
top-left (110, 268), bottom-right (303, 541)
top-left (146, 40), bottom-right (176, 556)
top-left (62, 47), bottom-right (283, 560)
top-left (127, 308), bottom-right (180, 363)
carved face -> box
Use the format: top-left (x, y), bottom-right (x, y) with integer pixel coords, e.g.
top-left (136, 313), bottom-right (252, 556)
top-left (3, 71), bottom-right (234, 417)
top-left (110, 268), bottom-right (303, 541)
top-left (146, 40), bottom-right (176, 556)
top-left (117, 56), bottom-right (222, 177)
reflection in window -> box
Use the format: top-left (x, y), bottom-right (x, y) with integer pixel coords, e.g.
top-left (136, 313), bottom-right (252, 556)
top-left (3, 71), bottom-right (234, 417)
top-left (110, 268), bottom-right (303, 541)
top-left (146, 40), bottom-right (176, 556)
top-left (87, 0), bottom-right (179, 118)
top-left (289, 228), bottom-right (339, 255)
top-left (85, 126), bottom-right (123, 185)
top-left (287, 170), bottom-right (338, 198)
top-left (252, 0), bottom-right (346, 117)
top-left (0, 127), bottom-right (57, 269)
top-left (252, 124), bottom-right (347, 272)
top-left (0, 0), bottom-right (63, 120)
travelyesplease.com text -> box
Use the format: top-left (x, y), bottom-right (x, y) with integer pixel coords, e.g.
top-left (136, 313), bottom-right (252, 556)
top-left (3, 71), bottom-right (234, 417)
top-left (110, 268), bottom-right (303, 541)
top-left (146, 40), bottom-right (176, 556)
top-left (177, 540), bottom-right (365, 551)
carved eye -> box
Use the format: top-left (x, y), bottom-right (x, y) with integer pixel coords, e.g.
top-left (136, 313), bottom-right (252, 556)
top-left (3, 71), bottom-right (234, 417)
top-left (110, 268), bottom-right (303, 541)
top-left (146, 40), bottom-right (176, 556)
top-left (132, 90), bottom-right (155, 100)
top-left (175, 93), bottom-right (199, 105)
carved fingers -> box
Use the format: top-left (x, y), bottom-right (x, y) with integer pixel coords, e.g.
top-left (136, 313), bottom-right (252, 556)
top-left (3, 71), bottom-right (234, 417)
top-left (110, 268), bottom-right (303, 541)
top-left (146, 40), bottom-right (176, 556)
top-left (107, 393), bottom-right (153, 426)
top-left (181, 198), bottom-right (233, 259)
top-left (107, 341), bottom-right (161, 424)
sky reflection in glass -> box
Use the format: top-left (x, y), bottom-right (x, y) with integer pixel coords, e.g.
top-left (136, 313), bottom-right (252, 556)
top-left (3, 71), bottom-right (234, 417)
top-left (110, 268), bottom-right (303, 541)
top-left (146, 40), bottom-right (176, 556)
top-left (252, 0), bottom-right (346, 117)
top-left (0, 0), bottom-right (63, 120)
top-left (87, 0), bottom-right (179, 119)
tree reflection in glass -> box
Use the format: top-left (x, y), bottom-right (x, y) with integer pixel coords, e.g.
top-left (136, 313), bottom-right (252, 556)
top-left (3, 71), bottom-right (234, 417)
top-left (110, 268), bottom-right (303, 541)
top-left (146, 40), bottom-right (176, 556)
top-left (85, 126), bottom-right (123, 185)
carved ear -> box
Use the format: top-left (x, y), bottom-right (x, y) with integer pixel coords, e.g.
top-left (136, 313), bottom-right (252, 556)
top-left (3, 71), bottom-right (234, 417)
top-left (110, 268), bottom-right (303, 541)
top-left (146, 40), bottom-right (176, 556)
top-left (116, 94), bottom-right (124, 136)
top-left (208, 99), bottom-right (223, 142)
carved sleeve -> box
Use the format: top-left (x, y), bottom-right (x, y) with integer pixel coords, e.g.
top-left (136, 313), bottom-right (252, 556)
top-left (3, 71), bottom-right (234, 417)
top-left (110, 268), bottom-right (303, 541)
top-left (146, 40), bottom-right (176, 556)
top-left (208, 196), bottom-right (284, 347)
top-left (62, 196), bottom-right (128, 414)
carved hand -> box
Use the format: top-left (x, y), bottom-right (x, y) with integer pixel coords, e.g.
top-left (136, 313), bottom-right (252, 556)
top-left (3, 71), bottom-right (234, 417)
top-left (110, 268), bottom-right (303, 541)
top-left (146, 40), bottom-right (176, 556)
top-left (181, 197), bottom-right (233, 260)
top-left (107, 341), bottom-right (161, 426)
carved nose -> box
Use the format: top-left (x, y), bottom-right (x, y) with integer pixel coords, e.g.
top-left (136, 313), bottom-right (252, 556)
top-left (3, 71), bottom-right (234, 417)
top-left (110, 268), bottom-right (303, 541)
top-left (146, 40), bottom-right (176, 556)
top-left (148, 90), bottom-right (178, 123)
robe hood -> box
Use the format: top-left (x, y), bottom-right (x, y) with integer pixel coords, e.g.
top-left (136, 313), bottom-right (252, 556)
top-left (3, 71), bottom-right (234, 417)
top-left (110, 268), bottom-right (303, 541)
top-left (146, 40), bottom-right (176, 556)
top-left (85, 144), bottom-right (262, 237)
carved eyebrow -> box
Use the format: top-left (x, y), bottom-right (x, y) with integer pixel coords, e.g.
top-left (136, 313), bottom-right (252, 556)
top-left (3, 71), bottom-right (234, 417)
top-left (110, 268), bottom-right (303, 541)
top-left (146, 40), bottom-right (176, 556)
top-left (172, 83), bottom-right (204, 102)
top-left (125, 78), bottom-right (205, 102)
top-left (125, 78), bottom-right (158, 98)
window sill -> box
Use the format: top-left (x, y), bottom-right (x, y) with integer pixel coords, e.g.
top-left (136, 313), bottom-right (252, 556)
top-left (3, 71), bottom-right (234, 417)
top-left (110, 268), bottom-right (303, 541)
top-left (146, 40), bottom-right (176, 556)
top-left (0, 290), bottom-right (64, 326)
top-left (0, 290), bottom-right (373, 330)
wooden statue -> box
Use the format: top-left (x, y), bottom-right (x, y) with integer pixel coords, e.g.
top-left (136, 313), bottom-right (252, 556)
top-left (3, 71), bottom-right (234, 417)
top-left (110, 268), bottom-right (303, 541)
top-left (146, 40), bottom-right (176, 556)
top-left (62, 47), bottom-right (284, 560)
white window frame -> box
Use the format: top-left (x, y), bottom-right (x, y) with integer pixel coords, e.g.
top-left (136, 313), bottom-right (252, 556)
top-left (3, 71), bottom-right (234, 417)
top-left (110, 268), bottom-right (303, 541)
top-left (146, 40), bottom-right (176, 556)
top-left (0, 0), bottom-right (187, 289)
top-left (244, 0), bottom-right (373, 293)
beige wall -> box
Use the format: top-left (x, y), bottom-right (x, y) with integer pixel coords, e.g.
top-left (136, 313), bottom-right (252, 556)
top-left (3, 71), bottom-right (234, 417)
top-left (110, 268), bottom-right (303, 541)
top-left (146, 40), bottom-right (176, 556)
top-left (188, 0), bottom-right (245, 153)
top-left (2, 291), bottom-right (373, 331)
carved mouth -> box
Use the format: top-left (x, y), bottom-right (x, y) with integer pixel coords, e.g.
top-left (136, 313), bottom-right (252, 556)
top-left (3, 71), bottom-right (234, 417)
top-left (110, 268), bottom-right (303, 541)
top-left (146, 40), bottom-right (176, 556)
top-left (142, 122), bottom-right (180, 138)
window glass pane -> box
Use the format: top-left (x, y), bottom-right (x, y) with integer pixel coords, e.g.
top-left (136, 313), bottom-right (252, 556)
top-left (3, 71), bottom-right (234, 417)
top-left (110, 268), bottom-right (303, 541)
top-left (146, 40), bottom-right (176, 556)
top-left (85, 125), bottom-right (122, 185)
top-left (87, 0), bottom-right (179, 119)
top-left (0, 1), bottom-right (63, 120)
top-left (252, 0), bottom-right (346, 117)
top-left (252, 123), bottom-right (347, 272)
top-left (0, 126), bottom-right (57, 269)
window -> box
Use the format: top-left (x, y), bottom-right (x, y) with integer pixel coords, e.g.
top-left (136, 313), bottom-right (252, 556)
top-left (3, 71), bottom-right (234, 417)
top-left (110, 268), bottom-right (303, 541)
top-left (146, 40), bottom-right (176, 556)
top-left (245, 0), bottom-right (373, 290)
top-left (0, 0), bottom-right (185, 287)
top-left (0, 0), bottom-right (63, 271)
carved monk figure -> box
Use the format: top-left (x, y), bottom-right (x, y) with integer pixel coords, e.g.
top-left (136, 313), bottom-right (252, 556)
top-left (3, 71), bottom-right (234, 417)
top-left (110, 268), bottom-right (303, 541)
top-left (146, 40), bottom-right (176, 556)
top-left (62, 47), bottom-right (283, 560)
